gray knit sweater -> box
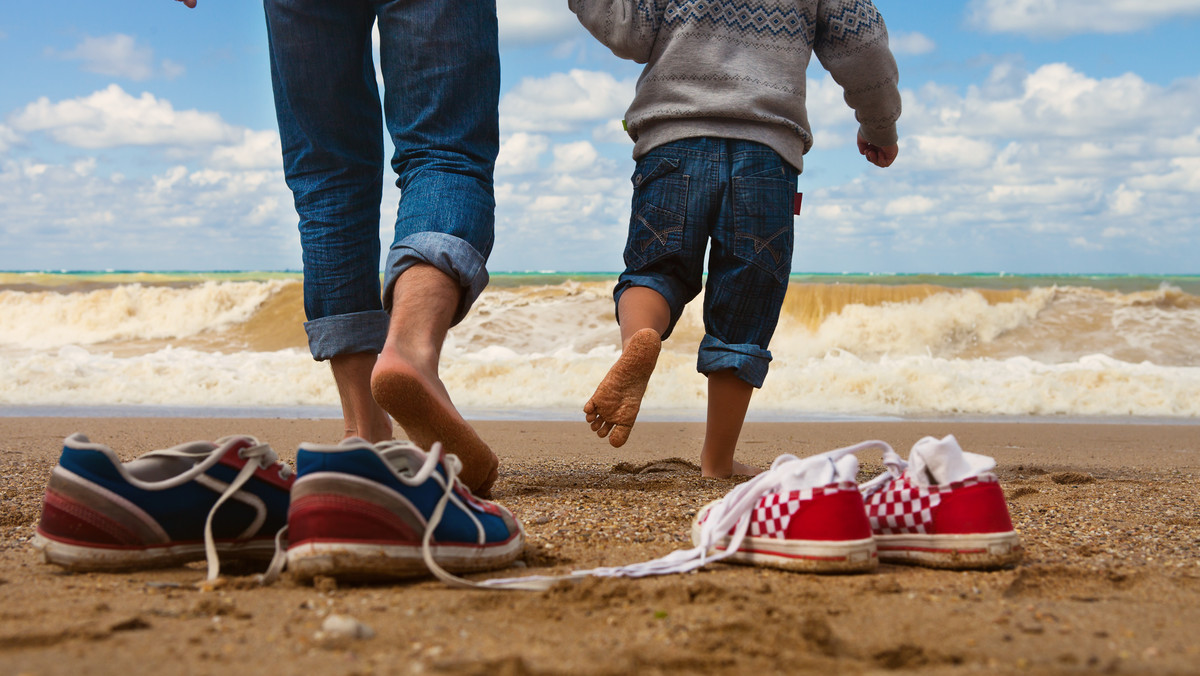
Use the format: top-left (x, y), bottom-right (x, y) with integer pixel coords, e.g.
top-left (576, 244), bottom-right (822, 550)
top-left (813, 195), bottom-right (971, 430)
top-left (568, 0), bottom-right (901, 170)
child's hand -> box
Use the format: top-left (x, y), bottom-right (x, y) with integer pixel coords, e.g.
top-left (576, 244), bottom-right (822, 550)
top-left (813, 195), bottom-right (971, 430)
top-left (858, 134), bottom-right (898, 168)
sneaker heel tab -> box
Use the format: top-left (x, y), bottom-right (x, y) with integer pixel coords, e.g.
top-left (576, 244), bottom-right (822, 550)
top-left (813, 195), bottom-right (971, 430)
top-left (63, 433), bottom-right (111, 453)
top-left (298, 439), bottom-right (370, 453)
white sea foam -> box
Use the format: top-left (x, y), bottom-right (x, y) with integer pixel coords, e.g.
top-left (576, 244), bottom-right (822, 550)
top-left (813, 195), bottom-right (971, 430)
top-left (0, 280), bottom-right (292, 348)
top-left (2, 343), bottom-right (1198, 418)
top-left (2, 277), bottom-right (1198, 418)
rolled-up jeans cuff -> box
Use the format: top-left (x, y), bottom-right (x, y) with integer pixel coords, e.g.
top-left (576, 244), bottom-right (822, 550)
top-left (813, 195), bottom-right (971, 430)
top-left (383, 232), bottom-right (489, 326)
top-left (697, 335), bottom-right (772, 388)
top-left (304, 310), bottom-right (390, 361)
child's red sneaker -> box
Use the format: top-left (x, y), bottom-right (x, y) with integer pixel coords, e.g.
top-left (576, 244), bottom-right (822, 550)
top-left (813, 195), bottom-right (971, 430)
top-left (861, 435), bottom-right (1022, 569)
top-left (691, 442), bottom-right (885, 574)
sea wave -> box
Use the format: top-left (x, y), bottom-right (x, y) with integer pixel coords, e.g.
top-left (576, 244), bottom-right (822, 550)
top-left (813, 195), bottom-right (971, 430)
top-left (2, 343), bottom-right (1197, 418)
top-left (2, 275), bottom-right (1198, 417)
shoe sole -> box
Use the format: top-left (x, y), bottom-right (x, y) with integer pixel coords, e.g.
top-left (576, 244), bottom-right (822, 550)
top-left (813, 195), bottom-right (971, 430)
top-left (691, 524), bottom-right (877, 574)
top-left (32, 533), bottom-right (277, 572)
top-left (874, 531), bottom-right (1022, 569)
top-left (286, 536), bottom-right (524, 582)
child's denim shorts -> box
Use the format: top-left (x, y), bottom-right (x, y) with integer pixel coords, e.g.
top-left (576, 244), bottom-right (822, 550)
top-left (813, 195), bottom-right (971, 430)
top-left (614, 137), bottom-right (798, 388)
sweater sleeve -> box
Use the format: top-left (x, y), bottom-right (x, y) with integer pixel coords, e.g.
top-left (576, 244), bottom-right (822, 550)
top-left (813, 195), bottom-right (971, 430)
top-left (568, 0), bottom-right (664, 64)
top-left (814, 0), bottom-right (902, 147)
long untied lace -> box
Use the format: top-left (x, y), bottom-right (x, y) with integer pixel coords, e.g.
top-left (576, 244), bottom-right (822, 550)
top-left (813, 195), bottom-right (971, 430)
top-left (198, 442), bottom-right (292, 582)
top-left (858, 444), bottom-right (908, 501)
top-left (468, 439), bottom-right (901, 592)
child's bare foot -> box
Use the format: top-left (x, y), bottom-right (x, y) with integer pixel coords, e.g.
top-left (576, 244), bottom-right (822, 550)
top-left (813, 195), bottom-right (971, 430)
top-left (371, 351), bottom-right (499, 497)
top-left (700, 458), bottom-right (762, 478)
top-left (731, 459), bottom-right (762, 477)
top-left (584, 328), bottom-right (661, 447)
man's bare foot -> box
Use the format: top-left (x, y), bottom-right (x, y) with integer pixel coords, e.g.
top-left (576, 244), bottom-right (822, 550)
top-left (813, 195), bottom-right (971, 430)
top-left (371, 351), bottom-right (499, 497)
top-left (584, 328), bottom-right (661, 447)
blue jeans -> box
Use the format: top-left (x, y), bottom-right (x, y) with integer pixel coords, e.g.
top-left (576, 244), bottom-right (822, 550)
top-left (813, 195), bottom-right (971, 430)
top-left (264, 0), bottom-right (499, 360)
top-left (615, 138), bottom-right (798, 388)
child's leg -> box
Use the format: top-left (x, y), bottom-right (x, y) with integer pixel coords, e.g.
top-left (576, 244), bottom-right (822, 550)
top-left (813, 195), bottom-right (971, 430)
top-left (697, 139), bottom-right (798, 476)
top-left (584, 287), bottom-right (668, 447)
top-left (700, 369), bottom-right (759, 477)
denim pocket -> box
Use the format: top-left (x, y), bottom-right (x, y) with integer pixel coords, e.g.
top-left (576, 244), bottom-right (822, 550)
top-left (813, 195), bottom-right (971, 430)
top-left (625, 157), bottom-right (688, 269)
top-left (732, 175), bottom-right (794, 283)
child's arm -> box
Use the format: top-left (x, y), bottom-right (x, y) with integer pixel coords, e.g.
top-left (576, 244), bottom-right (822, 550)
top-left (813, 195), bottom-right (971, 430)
top-left (568, 0), bottom-right (664, 63)
top-left (814, 0), bottom-right (902, 153)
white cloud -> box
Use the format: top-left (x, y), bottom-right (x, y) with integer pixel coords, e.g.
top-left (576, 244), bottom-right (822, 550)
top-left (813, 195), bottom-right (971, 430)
top-left (497, 132), bottom-right (550, 175)
top-left (209, 130), bottom-right (283, 170)
top-left (52, 34), bottom-right (183, 81)
top-left (967, 0), bottom-right (1200, 36)
top-left (904, 135), bottom-right (995, 170)
top-left (0, 156), bottom-right (297, 269)
top-left (500, 70), bottom-right (635, 133)
top-left (0, 125), bottom-right (20, 154)
top-left (497, 0), bottom-right (579, 47)
top-left (10, 85), bottom-right (240, 149)
top-left (793, 62), bottom-right (1200, 271)
top-left (890, 31), bottom-right (935, 55)
top-left (551, 141), bottom-right (599, 174)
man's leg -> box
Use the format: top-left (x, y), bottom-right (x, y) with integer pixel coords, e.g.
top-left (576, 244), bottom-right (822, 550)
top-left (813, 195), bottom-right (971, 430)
top-left (265, 0), bottom-right (392, 442)
top-left (370, 0), bottom-right (501, 495)
top-left (371, 264), bottom-right (499, 496)
top-left (331, 353), bottom-right (393, 442)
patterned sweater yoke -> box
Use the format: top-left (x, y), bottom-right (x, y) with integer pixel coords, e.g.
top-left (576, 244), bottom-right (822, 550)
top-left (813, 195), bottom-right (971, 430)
top-left (569, 0), bottom-right (901, 170)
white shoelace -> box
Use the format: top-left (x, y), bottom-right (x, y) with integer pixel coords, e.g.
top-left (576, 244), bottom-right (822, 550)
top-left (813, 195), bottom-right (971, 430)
top-left (475, 439), bottom-right (899, 591)
top-left (172, 441), bottom-right (293, 582)
top-left (857, 443), bottom-right (908, 500)
top-left (260, 441), bottom-right (491, 588)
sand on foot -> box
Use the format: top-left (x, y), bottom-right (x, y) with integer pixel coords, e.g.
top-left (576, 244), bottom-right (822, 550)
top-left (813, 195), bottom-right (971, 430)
top-left (584, 328), bottom-right (662, 447)
top-left (371, 357), bottom-right (499, 497)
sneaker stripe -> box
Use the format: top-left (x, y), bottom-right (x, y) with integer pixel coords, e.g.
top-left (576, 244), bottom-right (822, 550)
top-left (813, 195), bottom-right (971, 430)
top-left (44, 466), bottom-right (170, 543)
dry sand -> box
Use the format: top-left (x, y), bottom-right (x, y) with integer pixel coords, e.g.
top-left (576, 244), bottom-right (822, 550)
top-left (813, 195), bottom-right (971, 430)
top-left (1, 417), bottom-right (1198, 675)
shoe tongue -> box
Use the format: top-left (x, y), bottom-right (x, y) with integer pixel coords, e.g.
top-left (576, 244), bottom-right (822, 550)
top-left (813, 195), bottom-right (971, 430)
top-left (374, 440), bottom-right (429, 475)
top-left (908, 435), bottom-right (995, 486)
top-left (128, 440), bottom-right (219, 481)
top-left (774, 452), bottom-right (858, 492)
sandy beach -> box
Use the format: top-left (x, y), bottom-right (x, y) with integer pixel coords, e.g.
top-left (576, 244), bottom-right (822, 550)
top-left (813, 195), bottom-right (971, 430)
top-left (2, 417), bottom-right (1198, 675)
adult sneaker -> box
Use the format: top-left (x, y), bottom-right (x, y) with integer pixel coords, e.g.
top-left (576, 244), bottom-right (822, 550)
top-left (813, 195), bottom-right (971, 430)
top-left (861, 435), bottom-right (1022, 569)
top-left (689, 441), bottom-right (884, 574)
top-left (34, 433), bottom-right (293, 580)
top-left (285, 438), bottom-right (524, 584)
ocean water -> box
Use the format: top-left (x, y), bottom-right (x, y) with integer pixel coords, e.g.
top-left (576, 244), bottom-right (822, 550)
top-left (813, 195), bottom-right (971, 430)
top-left (1, 271), bottom-right (1198, 421)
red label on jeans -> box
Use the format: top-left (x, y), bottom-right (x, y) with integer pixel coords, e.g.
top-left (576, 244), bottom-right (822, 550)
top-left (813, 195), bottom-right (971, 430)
top-left (794, 192), bottom-right (803, 215)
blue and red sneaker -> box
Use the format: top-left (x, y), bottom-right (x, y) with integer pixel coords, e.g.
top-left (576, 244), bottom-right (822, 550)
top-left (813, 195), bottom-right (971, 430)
top-left (34, 433), bottom-right (293, 579)
top-left (285, 438), bottom-right (524, 583)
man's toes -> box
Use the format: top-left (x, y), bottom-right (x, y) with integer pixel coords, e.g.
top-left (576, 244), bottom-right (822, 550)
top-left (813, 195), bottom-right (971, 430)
top-left (590, 416), bottom-right (606, 433)
top-left (584, 400), bottom-right (597, 415)
top-left (597, 421), bottom-right (614, 438)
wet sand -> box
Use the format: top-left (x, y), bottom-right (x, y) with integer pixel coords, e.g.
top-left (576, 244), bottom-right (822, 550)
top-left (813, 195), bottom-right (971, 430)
top-left (2, 418), bottom-right (1198, 675)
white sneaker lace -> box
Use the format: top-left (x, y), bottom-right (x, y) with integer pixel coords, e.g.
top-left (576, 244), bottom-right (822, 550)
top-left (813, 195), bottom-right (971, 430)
top-left (857, 444), bottom-right (908, 500)
top-left (197, 441), bottom-right (292, 582)
top-left (476, 439), bottom-right (898, 591)
top-left (260, 440), bottom-right (496, 588)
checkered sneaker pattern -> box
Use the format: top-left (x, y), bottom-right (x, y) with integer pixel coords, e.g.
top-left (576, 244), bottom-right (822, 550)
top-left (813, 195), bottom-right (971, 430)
top-left (748, 482), bottom-right (858, 538)
top-left (866, 475), bottom-right (992, 535)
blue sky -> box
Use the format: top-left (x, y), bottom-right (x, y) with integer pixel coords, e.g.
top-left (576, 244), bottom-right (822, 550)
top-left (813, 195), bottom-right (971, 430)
top-left (2, 0), bottom-right (1199, 274)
